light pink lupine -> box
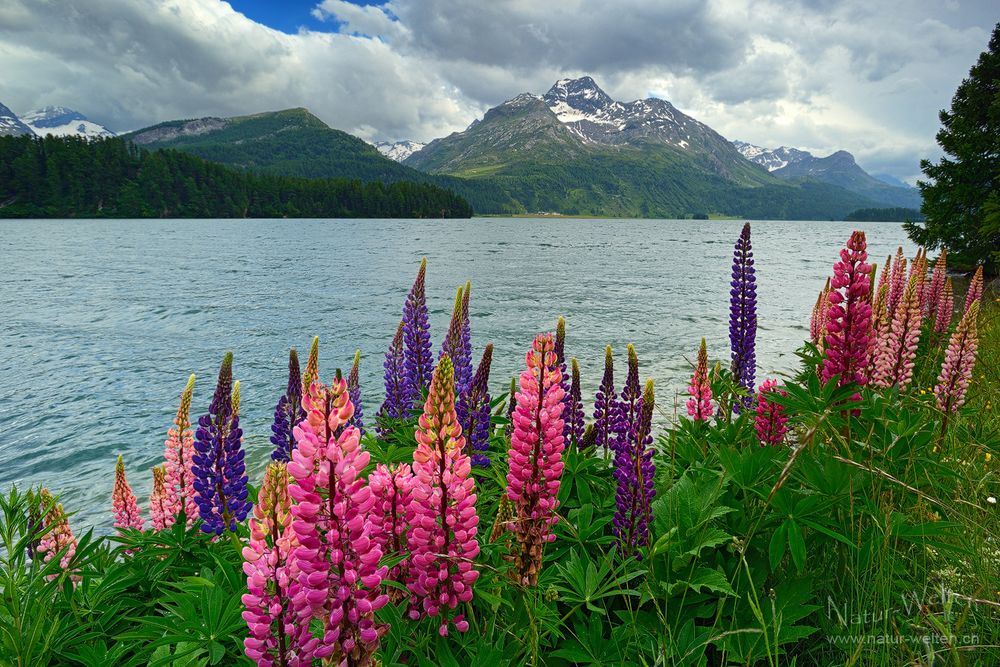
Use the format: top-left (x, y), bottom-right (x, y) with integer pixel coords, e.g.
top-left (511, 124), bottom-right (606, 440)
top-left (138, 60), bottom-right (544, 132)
top-left (925, 249), bottom-right (948, 317)
top-left (36, 488), bottom-right (77, 575)
top-left (686, 338), bottom-right (714, 421)
top-left (935, 301), bottom-right (980, 414)
top-left (149, 465), bottom-right (175, 531)
top-left (288, 376), bottom-right (388, 664)
top-left (887, 247), bottom-right (907, 319)
top-left (934, 277), bottom-right (954, 334)
top-left (112, 455), bottom-right (144, 531)
top-left (755, 379), bottom-right (789, 447)
top-left (368, 463), bottom-right (413, 597)
top-left (507, 333), bottom-right (566, 586)
top-left (407, 356), bottom-right (480, 636)
top-left (965, 266), bottom-right (984, 313)
top-left (873, 274), bottom-right (924, 390)
top-left (821, 231), bottom-right (873, 389)
top-left (242, 463), bottom-right (304, 667)
top-left (809, 279), bottom-right (832, 346)
top-left (910, 248), bottom-right (929, 312)
top-left (163, 374), bottom-right (197, 525)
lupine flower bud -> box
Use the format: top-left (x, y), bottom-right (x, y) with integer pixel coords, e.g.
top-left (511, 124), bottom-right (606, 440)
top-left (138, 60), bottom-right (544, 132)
top-left (347, 349), bottom-right (364, 434)
top-left (378, 321), bottom-right (409, 436)
top-left (754, 379), bottom-right (789, 447)
top-left (271, 348), bottom-right (304, 463)
top-left (37, 488), bottom-right (77, 575)
top-left (729, 222), bottom-right (757, 409)
top-left (368, 463), bottom-right (413, 597)
top-left (459, 344), bottom-right (494, 466)
top-left (302, 336), bottom-right (319, 398)
top-left (613, 379), bottom-right (656, 558)
top-left (615, 344), bottom-right (642, 450)
top-left (112, 455), bottom-right (143, 532)
top-left (873, 274), bottom-right (924, 390)
top-left (507, 334), bottom-right (565, 587)
top-left (149, 465), bottom-right (174, 531)
top-left (163, 374), bottom-right (197, 525)
top-left (686, 338), bottom-right (713, 421)
top-left (593, 346), bottom-right (619, 451)
top-left (935, 301), bottom-right (980, 414)
top-left (965, 265), bottom-right (984, 313)
top-left (887, 247), bottom-right (907, 320)
top-left (407, 356), bottom-right (480, 635)
top-left (440, 286), bottom-right (472, 395)
top-left (934, 278), bottom-right (954, 334)
top-left (821, 231), bottom-right (873, 390)
top-left (403, 258), bottom-right (433, 405)
top-left (810, 278), bottom-right (832, 346)
top-left (924, 249), bottom-right (947, 317)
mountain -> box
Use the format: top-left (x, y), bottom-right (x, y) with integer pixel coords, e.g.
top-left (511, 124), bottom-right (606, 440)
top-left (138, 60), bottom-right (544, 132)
top-left (872, 173), bottom-right (914, 189)
top-left (21, 106), bottom-right (115, 138)
top-left (405, 77), bottom-right (880, 219)
top-left (375, 140), bottom-right (426, 162)
top-left (733, 140), bottom-right (920, 208)
top-left (0, 102), bottom-right (34, 137)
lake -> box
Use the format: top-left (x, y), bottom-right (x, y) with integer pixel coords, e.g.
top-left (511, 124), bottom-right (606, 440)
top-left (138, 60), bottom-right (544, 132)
top-left (0, 217), bottom-right (917, 529)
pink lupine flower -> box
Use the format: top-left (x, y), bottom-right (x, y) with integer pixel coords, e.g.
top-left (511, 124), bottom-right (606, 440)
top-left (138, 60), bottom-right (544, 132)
top-left (242, 463), bottom-right (304, 667)
top-left (886, 247), bottom-right (907, 320)
top-left (149, 465), bottom-right (175, 531)
top-left (935, 301), bottom-right (980, 414)
top-left (875, 255), bottom-right (891, 303)
top-left (873, 274), bottom-right (924, 390)
top-left (368, 463), bottom-right (413, 598)
top-left (821, 231), bottom-right (873, 389)
top-left (407, 356), bottom-right (480, 635)
top-left (686, 338), bottom-right (713, 421)
top-left (754, 379), bottom-right (789, 447)
top-left (287, 375), bottom-right (388, 664)
top-left (965, 265), bottom-right (984, 313)
top-left (112, 455), bottom-right (144, 532)
top-left (163, 374), bottom-right (197, 525)
top-left (36, 489), bottom-right (77, 576)
top-left (507, 334), bottom-right (566, 586)
top-left (809, 278), bottom-right (831, 345)
top-left (910, 248), bottom-right (929, 312)
top-left (934, 277), bottom-right (954, 334)
top-left (925, 249), bottom-right (947, 317)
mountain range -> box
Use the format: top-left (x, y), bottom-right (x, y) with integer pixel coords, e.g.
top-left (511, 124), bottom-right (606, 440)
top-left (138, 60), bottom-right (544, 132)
top-left (0, 104), bottom-right (115, 138)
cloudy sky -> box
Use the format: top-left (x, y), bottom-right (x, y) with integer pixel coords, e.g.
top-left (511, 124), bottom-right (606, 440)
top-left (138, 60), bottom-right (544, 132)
top-left (1, 0), bottom-right (995, 182)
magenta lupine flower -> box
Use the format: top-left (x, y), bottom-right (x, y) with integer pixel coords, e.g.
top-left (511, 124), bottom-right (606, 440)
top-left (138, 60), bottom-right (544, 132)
top-left (367, 463), bottom-right (414, 593)
top-left (873, 274), bottom-right (924, 390)
top-left (935, 301), bottom-right (980, 414)
top-left (403, 258), bottom-right (434, 405)
top-left (615, 344), bottom-right (642, 450)
top-left (965, 266), bottom-right (984, 313)
top-left (612, 379), bottom-right (656, 558)
top-left (163, 374), bottom-right (197, 525)
top-left (149, 466), bottom-right (175, 531)
top-left (36, 488), bottom-right (77, 574)
top-left (686, 338), bottom-right (713, 421)
top-left (887, 247), bottom-right (907, 320)
top-left (754, 379), bottom-right (789, 447)
top-left (378, 321), bottom-right (409, 436)
top-left (934, 278), bottom-right (955, 334)
top-left (407, 356), bottom-right (480, 635)
top-left (507, 334), bottom-right (565, 587)
top-left (593, 346), bottom-right (619, 452)
top-left (347, 349), bottom-right (364, 435)
top-left (287, 376), bottom-right (388, 663)
top-left (112, 455), bottom-right (143, 532)
top-left (925, 249), bottom-right (947, 317)
top-left (821, 231), bottom-right (873, 390)
top-left (242, 463), bottom-right (304, 667)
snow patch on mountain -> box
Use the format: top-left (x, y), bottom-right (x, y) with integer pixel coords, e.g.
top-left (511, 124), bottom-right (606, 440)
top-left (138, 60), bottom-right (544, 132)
top-left (21, 106), bottom-right (115, 138)
top-left (0, 102), bottom-right (34, 137)
top-left (374, 140), bottom-right (426, 162)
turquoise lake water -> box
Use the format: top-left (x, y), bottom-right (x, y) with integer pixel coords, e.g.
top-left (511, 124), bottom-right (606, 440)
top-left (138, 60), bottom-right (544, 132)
top-left (0, 217), bottom-right (917, 529)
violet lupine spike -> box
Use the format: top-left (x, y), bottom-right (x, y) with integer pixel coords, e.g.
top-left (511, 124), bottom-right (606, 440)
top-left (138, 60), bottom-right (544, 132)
top-left (729, 222), bottom-right (757, 410)
top-left (288, 376), bottom-right (388, 663)
top-left (440, 286), bottom-right (472, 396)
top-left (403, 258), bottom-right (433, 406)
top-left (112, 455), bottom-right (144, 532)
top-left (925, 249), bottom-right (948, 317)
top-left (554, 317), bottom-right (575, 445)
top-left (566, 358), bottom-right (585, 449)
top-left (613, 379), bottom-right (656, 558)
top-left (242, 462), bottom-right (306, 667)
top-left (593, 346), bottom-right (619, 452)
top-left (754, 379), bottom-right (789, 447)
top-left (302, 336), bottom-right (319, 398)
top-left (687, 338), bottom-right (713, 421)
top-left (872, 274), bottom-right (924, 390)
top-left (192, 353), bottom-right (251, 535)
top-left (615, 344), bottom-right (642, 450)
top-left (150, 466), bottom-right (174, 531)
top-left (163, 374), bottom-right (197, 525)
top-left (407, 356), bottom-right (480, 635)
top-left (507, 334), bottom-right (565, 587)
top-left (935, 301), bottom-right (980, 414)
top-left (965, 266), bottom-right (984, 313)
top-left (270, 348), bottom-right (304, 463)
top-left (378, 321), bottom-right (409, 436)
top-left (368, 463), bottom-right (414, 600)
top-left (821, 231), bottom-right (873, 390)
top-left (37, 488), bottom-right (77, 574)
top-left (347, 349), bottom-right (364, 434)
top-left (459, 282), bottom-right (473, 393)
top-left (459, 343), bottom-right (494, 467)
top-left (887, 247), bottom-right (907, 320)
top-left (935, 278), bottom-right (955, 335)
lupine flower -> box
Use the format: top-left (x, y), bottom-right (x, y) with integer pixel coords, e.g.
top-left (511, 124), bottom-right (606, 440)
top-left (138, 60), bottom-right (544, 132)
top-left (875, 256), bottom-right (891, 305)
top-left (615, 344), bottom-right (642, 450)
top-left (821, 231), bottom-right (873, 390)
top-left (729, 222), bottom-right (757, 409)
top-left (192, 353), bottom-right (251, 534)
top-left (288, 375), bottom-right (388, 662)
top-left (593, 346), bottom-right (619, 452)
top-left (163, 374), bottom-right (197, 525)
top-left (367, 463), bottom-right (413, 597)
top-left (754, 379), bottom-right (789, 447)
top-left (934, 277), bottom-right (954, 334)
top-left (459, 282), bottom-right (473, 393)
top-left (565, 358), bottom-right (585, 449)
top-left (555, 317), bottom-right (574, 444)
top-left (347, 349), bottom-right (364, 434)
top-left (232, 380), bottom-right (242, 418)
top-left (612, 379), bottom-right (656, 558)
top-left (504, 376), bottom-right (517, 438)
top-left (407, 356), bottom-right (480, 635)
top-left (271, 348), bottom-right (304, 463)
top-left (378, 321), bottom-right (409, 435)
top-left (149, 466), bottom-right (174, 531)
top-left (302, 336), bottom-right (319, 397)
top-left (910, 248), bottom-right (929, 312)
top-left (36, 488), bottom-right (77, 574)
top-left (242, 462), bottom-right (305, 667)
top-left (112, 455), bottom-right (143, 532)
top-left (873, 274), bottom-right (924, 390)
top-left (459, 344), bottom-right (494, 467)
top-left (403, 258), bottom-right (433, 405)
top-left (887, 247), bottom-right (907, 320)
top-left (965, 265), bottom-right (984, 313)
top-left (924, 248), bottom-right (947, 317)
top-left (439, 286), bottom-right (471, 394)
top-left (935, 301), bottom-right (980, 414)
top-left (489, 493), bottom-right (515, 546)
top-left (507, 334), bottom-right (565, 587)
top-left (687, 338), bottom-right (713, 421)
top-left (809, 278), bottom-right (832, 346)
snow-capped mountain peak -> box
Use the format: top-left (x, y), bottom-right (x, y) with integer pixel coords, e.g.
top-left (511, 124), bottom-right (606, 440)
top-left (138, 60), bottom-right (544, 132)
top-left (21, 106), bottom-right (115, 138)
top-left (732, 141), bottom-right (812, 171)
top-left (374, 140), bottom-right (426, 162)
top-left (0, 101), bottom-right (34, 137)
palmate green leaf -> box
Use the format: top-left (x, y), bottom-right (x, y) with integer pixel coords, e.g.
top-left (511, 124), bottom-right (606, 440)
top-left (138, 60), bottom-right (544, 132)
top-left (553, 548), bottom-right (643, 615)
top-left (666, 567), bottom-right (736, 598)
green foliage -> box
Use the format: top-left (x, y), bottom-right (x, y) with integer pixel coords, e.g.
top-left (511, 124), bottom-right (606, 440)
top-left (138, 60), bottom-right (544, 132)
top-left (845, 207), bottom-right (924, 222)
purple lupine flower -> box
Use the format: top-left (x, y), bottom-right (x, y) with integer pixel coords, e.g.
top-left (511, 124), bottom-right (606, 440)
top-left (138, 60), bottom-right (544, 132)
top-left (192, 353), bottom-right (250, 534)
top-left (729, 222), bottom-right (757, 410)
top-left (554, 317), bottom-right (577, 446)
top-left (270, 348), bottom-right (304, 462)
top-left (459, 282), bottom-right (472, 392)
top-left (613, 379), bottom-right (656, 558)
top-left (347, 349), bottom-right (364, 435)
top-left (614, 344), bottom-right (641, 452)
top-left (439, 285), bottom-right (472, 396)
top-left (593, 346), bottom-right (619, 452)
top-left (565, 358), bottom-right (585, 448)
top-left (403, 258), bottom-right (433, 407)
top-left (459, 344), bottom-right (493, 467)
top-left (378, 321), bottom-right (409, 436)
